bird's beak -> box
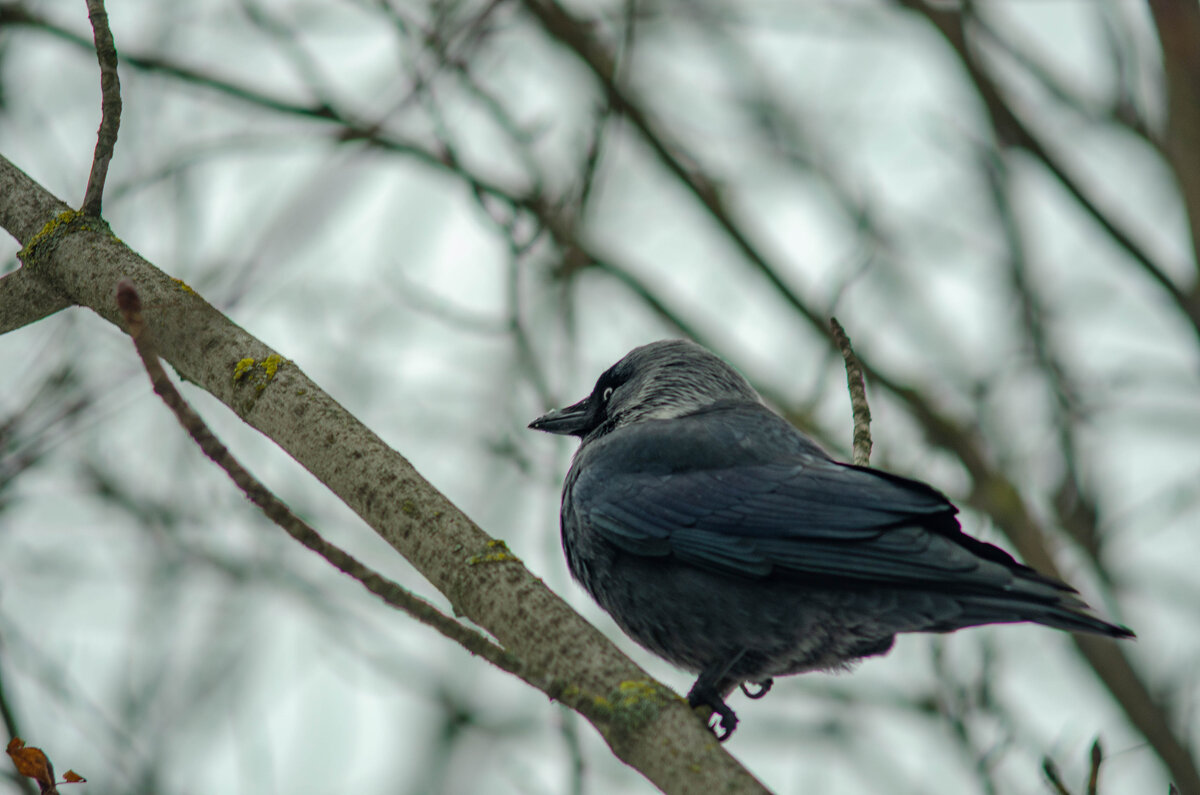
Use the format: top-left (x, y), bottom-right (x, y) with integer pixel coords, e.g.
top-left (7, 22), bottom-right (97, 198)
top-left (528, 395), bottom-right (592, 436)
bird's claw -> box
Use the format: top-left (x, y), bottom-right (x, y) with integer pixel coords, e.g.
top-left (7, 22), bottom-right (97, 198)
top-left (712, 713), bottom-right (737, 740)
top-left (703, 701), bottom-right (739, 741)
top-left (688, 686), bottom-right (740, 741)
top-left (740, 678), bottom-right (774, 699)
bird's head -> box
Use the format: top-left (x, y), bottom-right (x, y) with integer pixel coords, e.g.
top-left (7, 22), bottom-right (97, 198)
top-left (528, 339), bottom-right (760, 441)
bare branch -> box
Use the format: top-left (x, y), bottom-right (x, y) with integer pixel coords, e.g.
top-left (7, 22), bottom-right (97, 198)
top-left (81, 0), bottom-right (121, 217)
top-left (0, 151), bottom-right (74, 243)
top-left (979, 153), bottom-right (1108, 571)
top-left (522, 0), bottom-right (829, 339)
top-left (0, 268), bottom-right (71, 333)
top-left (0, 156), bottom-right (96, 331)
top-left (829, 318), bottom-right (872, 467)
top-left (1042, 756), bottom-right (1073, 795)
top-left (971, 12), bottom-right (1158, 146)
top-left (0, 5), bottom-right (337, 122)
top-left (900, 0), bottom-right (1200, 346)
top-left (1088, 738), bottom-right (1102, 795)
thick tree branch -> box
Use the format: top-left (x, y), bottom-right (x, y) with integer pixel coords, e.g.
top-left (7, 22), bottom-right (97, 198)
top-left (0, 153), bottom-right (770, 795)
top-left (0, 268), bottom-right (72, 332)
top-left (0, 144), bottom-right (77, 331)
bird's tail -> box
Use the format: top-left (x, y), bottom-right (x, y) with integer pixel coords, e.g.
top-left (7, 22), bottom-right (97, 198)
top-left (955, 595), bottom-right (1132, 637)
top-left (952, 575), bottom-right (1134, 639)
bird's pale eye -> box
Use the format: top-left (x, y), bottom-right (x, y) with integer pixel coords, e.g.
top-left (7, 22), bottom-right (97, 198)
top-left (602, 386), bottom-right (614, 402)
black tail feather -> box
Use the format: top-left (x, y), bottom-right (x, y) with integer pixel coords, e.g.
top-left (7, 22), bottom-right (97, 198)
top-left (951, 592), bottom-right (1134, 639)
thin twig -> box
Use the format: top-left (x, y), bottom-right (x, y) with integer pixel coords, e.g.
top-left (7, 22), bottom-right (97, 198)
top-left (112, 279), bottom-right (534, 689)
top-left (81, 0), bottom-right (121, 217)
top-left (1042, 757), bottom-right (1074, 795)
top-left (830, 318), bottom-right (872, 467)
top-left (0, 660), bottom-right (37, 795)
top-left (1087, 738), bottom-right (1103, 795)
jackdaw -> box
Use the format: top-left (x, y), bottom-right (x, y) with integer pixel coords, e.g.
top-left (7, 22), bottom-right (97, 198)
top-left (529, 339), bottom-right (1132, 738)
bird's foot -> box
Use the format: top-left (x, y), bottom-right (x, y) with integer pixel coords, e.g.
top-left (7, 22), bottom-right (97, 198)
top-left (740, 678), bottom-right (774, 699)
top-left (687, 683), bottom-right (739, 741)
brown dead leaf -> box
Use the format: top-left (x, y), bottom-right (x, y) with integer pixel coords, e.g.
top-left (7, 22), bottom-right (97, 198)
top-left (6, 736), bottom-right (55, 785)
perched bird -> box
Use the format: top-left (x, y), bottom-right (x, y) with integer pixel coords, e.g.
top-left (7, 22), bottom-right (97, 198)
top-left (529, 339), bottom-right (1132, 739)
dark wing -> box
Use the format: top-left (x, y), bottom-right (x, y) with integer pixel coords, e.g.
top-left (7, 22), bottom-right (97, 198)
top-left (570, 405), bottom-right (1048, 592)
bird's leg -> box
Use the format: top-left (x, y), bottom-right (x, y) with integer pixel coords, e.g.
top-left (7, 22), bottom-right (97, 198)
top-left (740, 678), bottom-right (774, 699)
top-left (687, 678), bottom-right (738, 740)
top-left (688, 652), bottom-right (746, 741)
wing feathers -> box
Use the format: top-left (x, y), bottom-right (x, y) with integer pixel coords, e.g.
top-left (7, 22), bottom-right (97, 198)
top-left (578, 462), bottom-right (1026, 591)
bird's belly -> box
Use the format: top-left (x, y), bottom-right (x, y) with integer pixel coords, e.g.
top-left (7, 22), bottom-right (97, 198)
top-left (566, 539), bottom-right (901, 680)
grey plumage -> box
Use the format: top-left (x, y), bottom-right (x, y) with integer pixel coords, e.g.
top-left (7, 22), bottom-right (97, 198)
top-left (529, 339), bottom-right (1132, 738)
